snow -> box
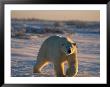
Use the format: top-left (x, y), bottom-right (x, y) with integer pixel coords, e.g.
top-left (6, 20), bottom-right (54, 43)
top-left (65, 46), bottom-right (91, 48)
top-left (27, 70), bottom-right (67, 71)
top-left (11, 31), bottom-right (100, 77)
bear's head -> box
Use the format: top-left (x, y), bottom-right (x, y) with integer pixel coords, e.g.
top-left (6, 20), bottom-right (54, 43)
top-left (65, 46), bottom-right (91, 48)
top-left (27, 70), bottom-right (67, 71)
top-left (60, 37), bottom-right (77, 56)
top-left (60, 37), bottom-right (78, 76)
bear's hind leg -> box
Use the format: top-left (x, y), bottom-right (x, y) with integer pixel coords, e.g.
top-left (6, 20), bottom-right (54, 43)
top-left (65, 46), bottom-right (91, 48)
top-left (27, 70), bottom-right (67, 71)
top-left (33, 59), bottom-right (48, 73)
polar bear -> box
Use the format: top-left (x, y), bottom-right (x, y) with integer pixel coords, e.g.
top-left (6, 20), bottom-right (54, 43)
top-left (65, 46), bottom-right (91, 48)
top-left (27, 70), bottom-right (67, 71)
top-left (33, 35), bottom-right (78, 77)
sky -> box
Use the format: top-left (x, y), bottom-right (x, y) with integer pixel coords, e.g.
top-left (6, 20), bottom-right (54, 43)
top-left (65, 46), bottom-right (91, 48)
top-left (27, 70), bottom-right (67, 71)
top-left (11, 10), bottom-right (100, 21)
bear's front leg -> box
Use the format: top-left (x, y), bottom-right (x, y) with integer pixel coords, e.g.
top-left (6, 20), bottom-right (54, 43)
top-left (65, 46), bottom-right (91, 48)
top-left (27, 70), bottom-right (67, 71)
top-left (54, 62), bottom-right (66, 77)
top-left (66, 53), bottom-right (78, 77)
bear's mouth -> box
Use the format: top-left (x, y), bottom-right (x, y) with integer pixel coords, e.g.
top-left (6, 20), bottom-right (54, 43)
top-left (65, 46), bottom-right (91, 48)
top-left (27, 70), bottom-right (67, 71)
top-left (65, 48), bottom-right (71, 55)
top-left (67, 49), bottom-right (71, 54)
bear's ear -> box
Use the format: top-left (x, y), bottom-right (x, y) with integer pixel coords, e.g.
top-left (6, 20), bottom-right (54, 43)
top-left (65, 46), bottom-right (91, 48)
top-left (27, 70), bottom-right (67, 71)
top-left (72, 43), bottom-right (78, 48)
top-left (72, 43), bottom-right (76, 46)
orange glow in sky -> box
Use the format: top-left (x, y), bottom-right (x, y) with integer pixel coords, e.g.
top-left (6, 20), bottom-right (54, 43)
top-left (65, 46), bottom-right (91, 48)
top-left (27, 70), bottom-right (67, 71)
top-left (11, 10), bottom-right (100, 21)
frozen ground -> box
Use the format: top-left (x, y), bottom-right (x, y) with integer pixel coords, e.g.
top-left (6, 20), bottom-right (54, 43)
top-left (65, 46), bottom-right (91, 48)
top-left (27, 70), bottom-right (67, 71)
top-left (11, 31), bottom-right (100, 77)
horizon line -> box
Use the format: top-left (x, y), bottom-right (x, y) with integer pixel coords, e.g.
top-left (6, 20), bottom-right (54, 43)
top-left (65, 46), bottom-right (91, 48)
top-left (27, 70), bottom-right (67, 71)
top-left (11, 17), bottom-right (100, 22)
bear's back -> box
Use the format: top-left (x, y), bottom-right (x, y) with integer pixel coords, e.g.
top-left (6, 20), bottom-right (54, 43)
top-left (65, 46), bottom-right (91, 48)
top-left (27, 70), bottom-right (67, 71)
top-left (37, 35), bottom-right (65, 61)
